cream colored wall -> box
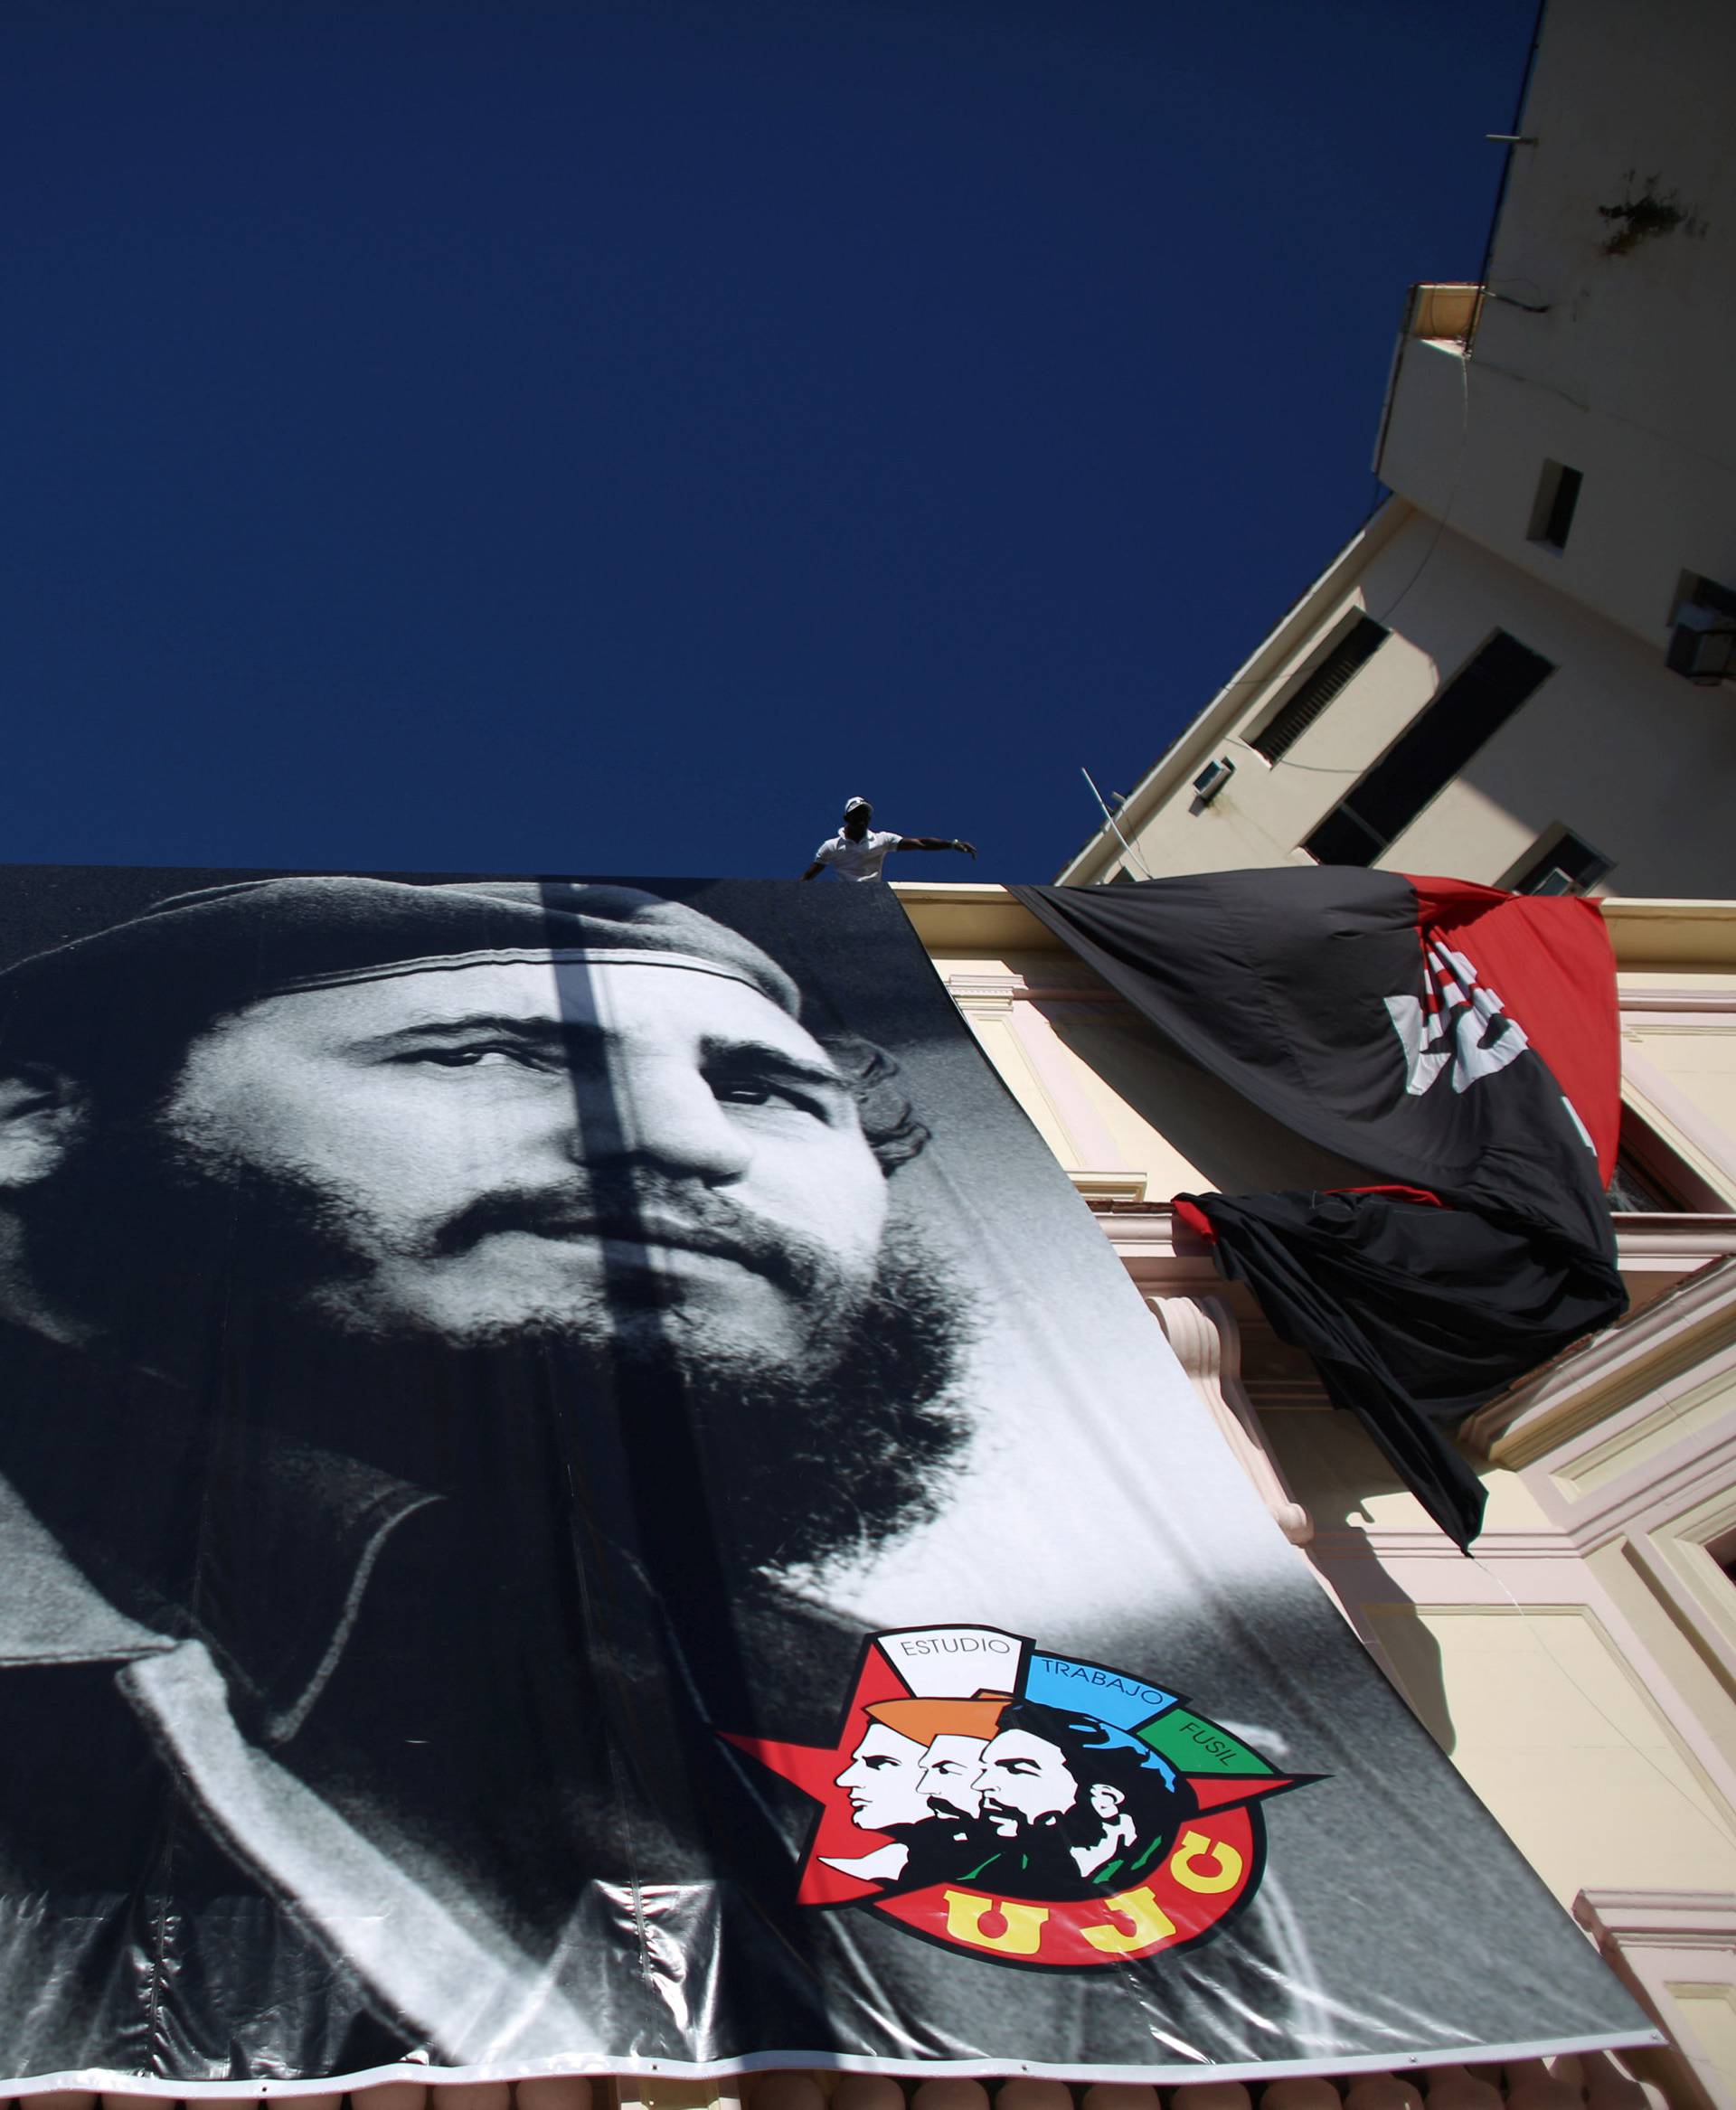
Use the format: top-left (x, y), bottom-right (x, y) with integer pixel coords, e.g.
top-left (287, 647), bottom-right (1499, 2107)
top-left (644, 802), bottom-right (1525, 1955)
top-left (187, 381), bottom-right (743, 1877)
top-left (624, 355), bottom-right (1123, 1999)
top-left (1105, 512), bottom-right (1736, 899)
top-left (929, 949), bottom-right (1209, 1200)
top-left (1212, 1391), bottom-right (1736, 1928)
top-left (1480, 1262), bottom-right (1736, 2110)
top-left (1063, 0), bottom-right (1736, 900)
top-left (1372, 1602), bottom-right (1736, 1902)
top-left (1380, 334), bottom-right (1736, 664)
top-left (1381, 0), bottom-right (1736, 655)
top-left (916, 888), bottom-right (1736, 2105)
top-left (1623, 1023), bottom-right (1736, 1209)
top-left (1265, 1316), bottom-right (1736, 2109)
top-left (928, 947), bottom-right (1385, 1202)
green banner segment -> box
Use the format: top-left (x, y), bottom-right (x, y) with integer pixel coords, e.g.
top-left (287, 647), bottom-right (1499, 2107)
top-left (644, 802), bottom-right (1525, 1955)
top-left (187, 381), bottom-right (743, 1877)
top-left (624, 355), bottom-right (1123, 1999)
top-left (1139, 1708), bottom-right (1274, 1776)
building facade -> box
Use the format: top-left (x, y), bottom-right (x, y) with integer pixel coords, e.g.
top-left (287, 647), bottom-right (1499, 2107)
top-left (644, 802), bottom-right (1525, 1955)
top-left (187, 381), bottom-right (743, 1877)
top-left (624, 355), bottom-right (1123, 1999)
top-left (1058, 0), bottom-right (1736, 900)
top-left (899, 879), bottom-right (1736, 2110)
top-left (15, 897), bottom-right (1714, 2110)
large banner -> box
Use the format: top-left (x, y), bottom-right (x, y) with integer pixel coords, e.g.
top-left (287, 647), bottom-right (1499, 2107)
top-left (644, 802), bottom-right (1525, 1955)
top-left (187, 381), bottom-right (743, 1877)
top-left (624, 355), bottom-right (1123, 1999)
top-left (0, 867), bottom-right (1647, 2088)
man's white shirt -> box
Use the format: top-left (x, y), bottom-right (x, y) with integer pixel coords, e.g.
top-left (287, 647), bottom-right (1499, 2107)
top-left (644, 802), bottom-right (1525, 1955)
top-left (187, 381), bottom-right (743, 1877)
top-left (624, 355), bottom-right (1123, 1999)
top-left (813, 828), bottom-right (903, 881)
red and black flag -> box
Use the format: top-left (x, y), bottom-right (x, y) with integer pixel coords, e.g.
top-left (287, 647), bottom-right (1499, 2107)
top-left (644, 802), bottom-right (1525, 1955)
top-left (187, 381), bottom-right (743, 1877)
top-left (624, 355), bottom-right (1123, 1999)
top-left (1013, 869), bottom-right (1627, 1548)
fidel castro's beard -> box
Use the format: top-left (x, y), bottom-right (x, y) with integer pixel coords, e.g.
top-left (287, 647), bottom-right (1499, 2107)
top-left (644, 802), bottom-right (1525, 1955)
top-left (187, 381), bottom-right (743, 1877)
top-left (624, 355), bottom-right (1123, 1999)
top-left (15, 1105), bottom-right (975, 1580)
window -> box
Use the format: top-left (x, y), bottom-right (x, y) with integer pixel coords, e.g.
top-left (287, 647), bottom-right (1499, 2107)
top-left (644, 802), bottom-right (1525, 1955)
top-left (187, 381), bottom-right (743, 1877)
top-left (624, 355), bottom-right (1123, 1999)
top-left (1606, 1154), bottom-right (1677, 1211)
top-left (1507, 827), bottom-right (1615, 897)
top-left (1666, 572), bottom-right (1736, 685)
top-left (1665, 570), bottom-right (1736, 628)
top-left (1302, 631), bottom-right (1555, 867)
top-left (1527, 460), bottom-right (1582, 552)
top-left (1249, 616), bottom-right (1390, 763)
top-left (1605, 1105), bottom-right (1724, 1215)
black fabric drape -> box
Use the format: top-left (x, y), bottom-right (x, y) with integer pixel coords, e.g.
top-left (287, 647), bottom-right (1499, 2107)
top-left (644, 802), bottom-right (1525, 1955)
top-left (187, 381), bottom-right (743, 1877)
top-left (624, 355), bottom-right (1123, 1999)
top-left (1013, 872), bottom-right (1628, 1547)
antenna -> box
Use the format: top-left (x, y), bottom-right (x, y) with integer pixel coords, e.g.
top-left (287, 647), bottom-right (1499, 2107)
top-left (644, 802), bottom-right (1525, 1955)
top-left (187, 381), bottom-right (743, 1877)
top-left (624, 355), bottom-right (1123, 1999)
top-left (1080, 768), bottom-right (1152, 881)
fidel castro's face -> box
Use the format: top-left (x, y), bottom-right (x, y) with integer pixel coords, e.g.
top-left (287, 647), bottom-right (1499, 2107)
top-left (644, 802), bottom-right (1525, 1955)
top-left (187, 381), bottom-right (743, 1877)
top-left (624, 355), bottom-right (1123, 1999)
top-left (919, 1732), bottom-right (989, 1821)
top-left (158, 956), bottom-right (890, 1361)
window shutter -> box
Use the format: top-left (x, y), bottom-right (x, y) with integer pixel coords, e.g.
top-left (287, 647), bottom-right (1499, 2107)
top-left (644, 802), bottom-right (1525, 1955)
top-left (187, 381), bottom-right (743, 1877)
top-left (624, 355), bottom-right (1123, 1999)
top-left (1251, 617), bottom-right (1389, 762)
top-left (1303, 631), bottom-right (1554, 866)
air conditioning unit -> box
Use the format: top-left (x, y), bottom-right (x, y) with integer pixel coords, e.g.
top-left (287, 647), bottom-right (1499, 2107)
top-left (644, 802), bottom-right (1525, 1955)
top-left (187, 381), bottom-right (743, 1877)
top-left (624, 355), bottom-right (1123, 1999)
top-left (1190, 757), bottom-right (1235, 809)
top-left (1667, 579), bottom-right (1736, 685)
top-left (1668, 607), bottom-right (1736, 685)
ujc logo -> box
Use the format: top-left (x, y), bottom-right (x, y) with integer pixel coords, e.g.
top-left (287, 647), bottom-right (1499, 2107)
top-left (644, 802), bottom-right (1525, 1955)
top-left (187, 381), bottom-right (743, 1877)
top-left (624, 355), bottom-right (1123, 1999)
top-left (725, 1625), bottom-right (1310, 1973)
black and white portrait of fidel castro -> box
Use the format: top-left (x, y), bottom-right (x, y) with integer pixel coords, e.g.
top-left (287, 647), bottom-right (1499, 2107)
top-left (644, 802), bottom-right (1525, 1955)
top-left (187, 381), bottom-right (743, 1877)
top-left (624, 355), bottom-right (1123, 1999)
top-left (0, 874), bottom-right (991, 2075)
top-left (0, 870), bottom-right (1639, 2086)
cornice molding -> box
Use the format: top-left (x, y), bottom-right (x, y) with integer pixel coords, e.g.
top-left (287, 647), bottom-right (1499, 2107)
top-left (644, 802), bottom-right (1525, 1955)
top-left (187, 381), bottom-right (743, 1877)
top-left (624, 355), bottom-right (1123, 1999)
top-left (1068, 1169), bottom-right (1150, 1204)
top-left (1091, 1205), bottom-right (1735, 1352)
top-left (1550, 1422), bottom-right (1736, 1558)
top-left (900, 881), bottom-right (1736, 971)
top-left (945, 970), bottom-right (1122, 1004)
top-left (1599, 899), bottom-right (1736, 973)
top-left (1464, 1256), bottom-right (1736, 1466)
top-left (1621, 990), bottom-right (1736, 1018)
top-left (1575, 1887), bottom-right (1736, 1948)
top-left (1308, 1526), bottom-right (1578, 1562)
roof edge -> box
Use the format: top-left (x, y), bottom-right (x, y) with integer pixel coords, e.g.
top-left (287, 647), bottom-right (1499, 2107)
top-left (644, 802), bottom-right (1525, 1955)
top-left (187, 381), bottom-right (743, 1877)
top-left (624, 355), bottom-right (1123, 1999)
top-left (1053, 497), bottom-right (1412, 886)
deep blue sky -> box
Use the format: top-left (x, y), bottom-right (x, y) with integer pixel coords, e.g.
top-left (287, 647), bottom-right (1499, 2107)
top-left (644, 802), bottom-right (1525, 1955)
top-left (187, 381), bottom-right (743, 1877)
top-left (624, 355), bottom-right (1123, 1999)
top-left (3, 0), bottom-right (1532, 883)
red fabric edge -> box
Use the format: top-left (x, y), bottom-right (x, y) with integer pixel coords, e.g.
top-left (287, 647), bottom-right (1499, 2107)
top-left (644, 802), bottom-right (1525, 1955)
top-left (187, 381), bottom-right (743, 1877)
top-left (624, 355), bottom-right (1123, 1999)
top-left (1401, 873), bottom-right (1621, 1184)
top-left (1172, 1197), bottom-right (1218, 1243)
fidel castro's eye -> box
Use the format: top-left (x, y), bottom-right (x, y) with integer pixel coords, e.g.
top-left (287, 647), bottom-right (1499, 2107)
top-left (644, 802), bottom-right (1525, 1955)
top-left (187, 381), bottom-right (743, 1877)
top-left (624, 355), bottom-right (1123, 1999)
top-left (397, 1044), bottom-right (548, 1070)
top-left (707, 1065), bottom-right (830, 1116)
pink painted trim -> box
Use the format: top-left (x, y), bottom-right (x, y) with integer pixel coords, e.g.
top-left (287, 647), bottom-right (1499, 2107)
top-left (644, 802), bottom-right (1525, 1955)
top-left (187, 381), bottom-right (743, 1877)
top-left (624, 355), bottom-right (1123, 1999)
top-left (1003, 1000), bottom-right (1129, 1171)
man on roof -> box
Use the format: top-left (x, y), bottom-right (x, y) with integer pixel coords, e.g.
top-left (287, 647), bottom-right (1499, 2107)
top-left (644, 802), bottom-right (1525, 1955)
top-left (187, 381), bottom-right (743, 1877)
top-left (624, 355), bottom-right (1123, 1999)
top-left (801, 796), bottom-right (976, 882)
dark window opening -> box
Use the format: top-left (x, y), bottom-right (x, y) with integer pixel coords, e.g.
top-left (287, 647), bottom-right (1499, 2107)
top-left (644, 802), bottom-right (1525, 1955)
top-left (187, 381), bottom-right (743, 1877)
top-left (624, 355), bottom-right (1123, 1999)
top-left (1527, 461), bottom-right (1582, 552)
top-left (1250, 616), bottom-right (1390, 763)
top-left (1303, 631), bottom-right (1555, 867)
top-left (1605, 1153), bottom-right (1677, 1211)
top-left (1509, 829), bottom-right (1615, 897)
top-left (1606, 1106), bottom-right (1724, 1215)
top-left (1669, 570), bottom-right (1736, 627)
top-left (1666, 572), bottom-right (1736, 685)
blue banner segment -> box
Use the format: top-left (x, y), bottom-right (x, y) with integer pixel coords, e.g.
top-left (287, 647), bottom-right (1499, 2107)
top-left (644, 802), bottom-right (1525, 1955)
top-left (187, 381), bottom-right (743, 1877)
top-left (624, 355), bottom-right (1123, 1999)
top-left (1024, 1653), bottom-right (1176, 1729)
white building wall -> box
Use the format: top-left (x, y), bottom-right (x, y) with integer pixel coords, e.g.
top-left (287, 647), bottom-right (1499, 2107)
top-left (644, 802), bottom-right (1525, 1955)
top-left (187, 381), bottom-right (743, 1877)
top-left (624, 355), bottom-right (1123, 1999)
top-left (1060, 0), bottom-right (1736, 898)
top-left (1381, 0), bottom-right (1736, 648)
top-left (906, 881), bottom-right (1736, 2110)
top-left (1086, 507), bottom-right (1736, 898)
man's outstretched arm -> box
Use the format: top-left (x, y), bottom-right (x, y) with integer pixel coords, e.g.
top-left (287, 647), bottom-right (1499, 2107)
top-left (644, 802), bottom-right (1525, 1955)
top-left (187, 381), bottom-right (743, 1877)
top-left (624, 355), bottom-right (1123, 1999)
top-left (799, 861), bottom-right (826, 881)
top-left (894, 836), bottom-right (976, 858)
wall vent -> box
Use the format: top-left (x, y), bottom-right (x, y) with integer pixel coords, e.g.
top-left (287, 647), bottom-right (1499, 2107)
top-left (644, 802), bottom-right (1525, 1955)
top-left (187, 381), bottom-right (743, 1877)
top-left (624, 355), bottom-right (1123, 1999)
top-left (1250, 616), bottom-right (1390, 763)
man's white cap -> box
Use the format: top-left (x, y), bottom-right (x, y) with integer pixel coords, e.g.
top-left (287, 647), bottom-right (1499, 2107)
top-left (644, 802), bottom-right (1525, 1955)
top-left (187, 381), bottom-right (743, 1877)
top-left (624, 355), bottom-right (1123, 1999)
top-left (843, 796), bottom-right (873, 815)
